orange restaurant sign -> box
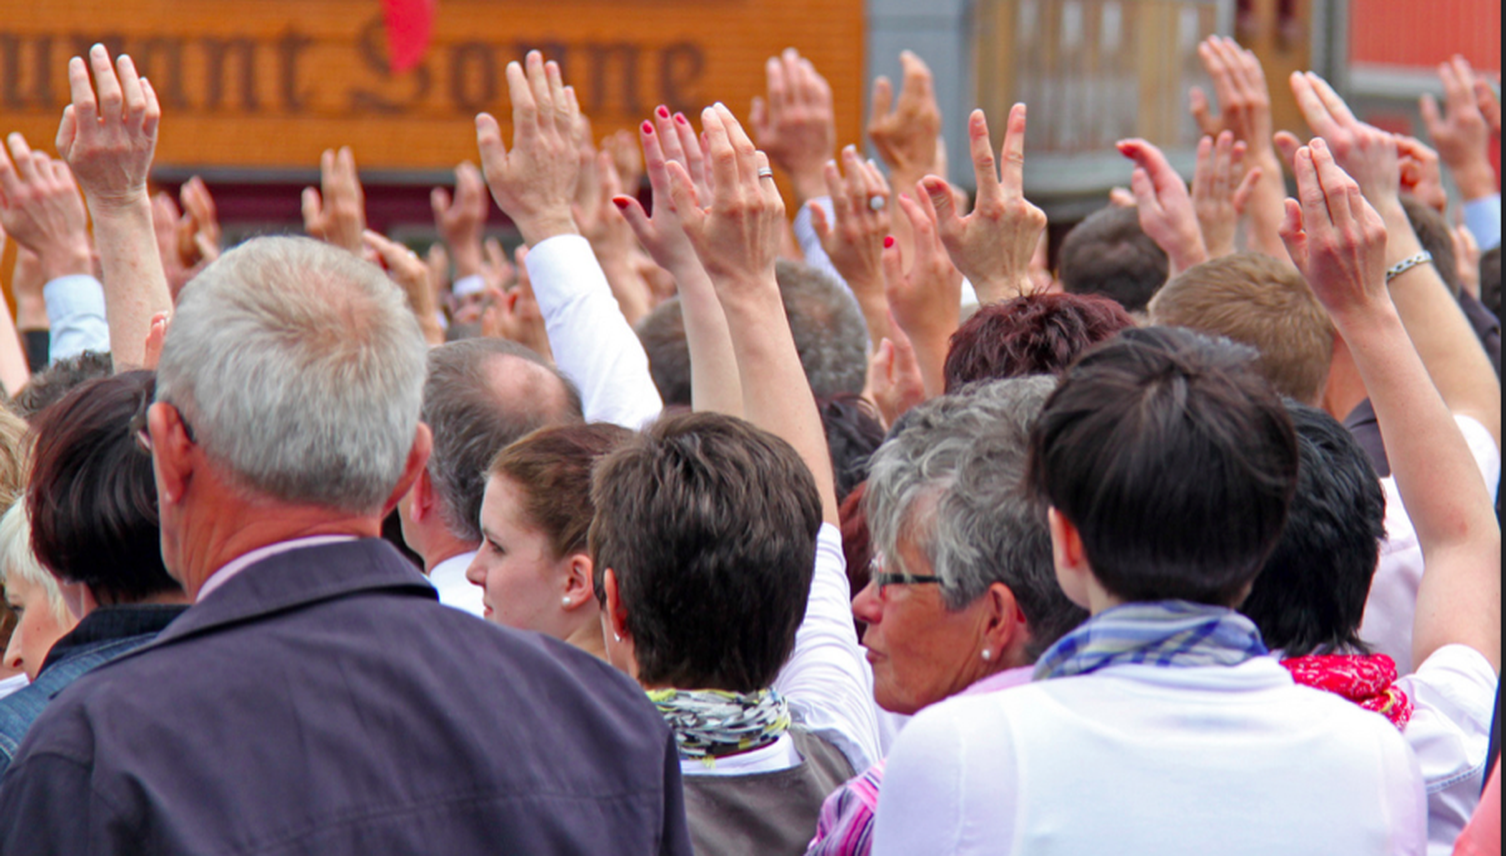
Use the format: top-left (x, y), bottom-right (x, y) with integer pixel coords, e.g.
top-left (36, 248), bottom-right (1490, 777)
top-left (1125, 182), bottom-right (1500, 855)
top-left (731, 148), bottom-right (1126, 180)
top-left (2, 0), bottom-right (866, 174)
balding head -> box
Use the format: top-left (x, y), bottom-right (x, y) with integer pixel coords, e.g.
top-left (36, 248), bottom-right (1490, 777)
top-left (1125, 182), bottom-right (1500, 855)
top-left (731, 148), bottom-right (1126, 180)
top-left (422, 339), bottom-right (583, 542)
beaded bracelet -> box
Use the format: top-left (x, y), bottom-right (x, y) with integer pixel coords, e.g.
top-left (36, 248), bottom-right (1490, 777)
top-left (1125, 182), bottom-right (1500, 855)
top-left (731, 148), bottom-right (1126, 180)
top-left (1385, 251), bottom-right (1433, 282)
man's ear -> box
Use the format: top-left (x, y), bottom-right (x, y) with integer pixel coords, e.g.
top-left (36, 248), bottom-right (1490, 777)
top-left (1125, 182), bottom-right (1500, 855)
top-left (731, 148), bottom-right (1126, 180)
top-left (148, 401), bottom-right (195, 507)
top-left (383, 423), bottom-right (433, 518)
top-left (1047, 506), bottom-right (1093, 610)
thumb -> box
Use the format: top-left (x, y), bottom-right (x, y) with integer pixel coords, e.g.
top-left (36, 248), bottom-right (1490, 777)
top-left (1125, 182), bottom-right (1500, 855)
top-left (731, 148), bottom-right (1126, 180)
top-left (1272, 131), bottom-right (1302, 172)
top-left (750, 96), bottom-right (767, 134)
top-left (880, 234), bottom-right (905, 299)
top-left (1418, 93), bottom-right (1442, 134)
top-left (664, 160), bottom-right (704, 230)
top-left (301, 187), bottom-right (323, 232)
top-left (921, 176), bottom-right (960, 237)
top-left (1278, 197), bottom-right (1309, 274)
top-left (1231, 166), bottom-right (1262, 214)
top-left (613, 195), bottom-right (654, 245)
top-left (809, 201), bottom-right (832, 243)
top-left (431, 187), bottom-right (452, 220)
top-left (870, 76), bottom-right (894, 122)
top-left (1188, 86), bottom-right (1217, 136)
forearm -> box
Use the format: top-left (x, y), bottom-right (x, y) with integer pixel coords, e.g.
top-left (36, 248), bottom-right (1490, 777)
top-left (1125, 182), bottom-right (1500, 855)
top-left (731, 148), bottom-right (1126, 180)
top-left (12, 251), bottom-right (49, 331)
top-left (88, 194), bottom-right (172, 369)
top-left (674, 262), bottom-right (743, 417)
top-left (596, 253), bottom-right (653, 328)
top-left (718, 282), bottom-right (839, 524)
top-left (906, 328), bottom-right (949, 399)
top-left (0, 307), bottom-right (29, 397)
top-left (1378, 201), bottom-right (1501, 446)
top-left (1243, 153), bottom-right (1293, 261)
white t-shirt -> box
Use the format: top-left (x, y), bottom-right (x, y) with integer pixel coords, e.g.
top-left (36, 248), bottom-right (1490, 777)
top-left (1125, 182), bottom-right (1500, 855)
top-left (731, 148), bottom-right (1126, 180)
top-left (872, 658), bottom-right (1427, 856)
top-left (686, 523), bottom-right (880, 778)
top-left (1361, 415), bottom-right (1500, 675)
top-left (1395, 644), bottom-right (1498, 856)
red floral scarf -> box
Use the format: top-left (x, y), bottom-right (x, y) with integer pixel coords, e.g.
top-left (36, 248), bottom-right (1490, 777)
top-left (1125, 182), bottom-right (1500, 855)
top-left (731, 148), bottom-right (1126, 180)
top-left (1281, 653), bottom-right (1412, 729)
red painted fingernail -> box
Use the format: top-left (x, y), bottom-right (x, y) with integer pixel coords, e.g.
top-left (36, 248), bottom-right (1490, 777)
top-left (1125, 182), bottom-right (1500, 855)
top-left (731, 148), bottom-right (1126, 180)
top-left (657, 105), bottom-right (671, 119)
top-left (674, 113), bottom-right (689, 126)
top-left (641, 120), bottom-right (654, 134)
top-left (612, 198), bottom-right (630, 210)
top-left (883, 236), bottom-right (896, 249)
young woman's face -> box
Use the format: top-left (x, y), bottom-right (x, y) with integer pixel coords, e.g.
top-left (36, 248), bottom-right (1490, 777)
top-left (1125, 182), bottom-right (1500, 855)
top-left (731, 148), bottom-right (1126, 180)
top-left (3, 574), bottom-right (76, 682)
top-left (466, 475), bottom-right (579, 640)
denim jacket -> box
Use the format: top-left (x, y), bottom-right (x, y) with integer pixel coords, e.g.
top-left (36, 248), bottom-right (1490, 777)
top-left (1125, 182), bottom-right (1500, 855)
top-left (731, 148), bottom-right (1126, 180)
top-left (0, 604), bottom-right (185, 773)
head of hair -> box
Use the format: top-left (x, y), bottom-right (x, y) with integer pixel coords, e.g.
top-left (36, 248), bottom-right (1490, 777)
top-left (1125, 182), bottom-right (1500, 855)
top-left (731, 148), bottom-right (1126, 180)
top-left (589, 412), bottom-right (822, 692)
top-left (489, 422), bottom-right (633, 559)
top-left (1400, 194), bottom-right (1461, 297)
top-left (9, 350), bottom-right (114, 422)
top-left (818, 394), bottom-right (886, 504)
top-left (1479, 246), bottom-right (1501, 318)
top-left (839, 481), bottom-right (874, 610)
top-left (1058, 205), bottom-right (1168, 313)
top-left (865, 377), bottom-right (1088, 658)
top-left (1028, 327), bottom-right (1299, 606)
top-left (944, 292), bottom-right (1135, 392)
top-left (27, 371), bottom-right (180, 604)
top-left (0, 502), bottom-right (71, 625)
top-left (1240, 400), bottom-right (1385, 657)
top-left (0, 407), bottom-right (29, 512)
top-left (1149, 253), bottom-right (1335, 405)
top-left (636, 265), bottom-right (870, 407)
top-left (423, 339), bottom-right (583, 542)
top-left (156, 236), bottom-right (429, 514)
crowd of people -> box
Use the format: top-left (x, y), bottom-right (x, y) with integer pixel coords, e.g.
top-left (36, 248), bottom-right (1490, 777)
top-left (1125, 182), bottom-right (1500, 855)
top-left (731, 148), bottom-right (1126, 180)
top-left (0, 31), bottom-right (1497, 856)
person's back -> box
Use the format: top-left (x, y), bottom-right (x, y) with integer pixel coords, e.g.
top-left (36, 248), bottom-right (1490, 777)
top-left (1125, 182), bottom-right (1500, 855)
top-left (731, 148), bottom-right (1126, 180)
top-left (4, 538), bottom-right (683, 854)
top-left (871, 327), bottom-right (1424, 856)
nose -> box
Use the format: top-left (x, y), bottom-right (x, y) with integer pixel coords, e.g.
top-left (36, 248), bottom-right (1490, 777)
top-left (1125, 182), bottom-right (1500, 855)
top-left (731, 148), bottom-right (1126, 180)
top-left (3, 633), bottom-right (22, 674)
top-left (464, 557), bottom-right (485, 588)
top-left (851, 577), bottom-right (883, 626)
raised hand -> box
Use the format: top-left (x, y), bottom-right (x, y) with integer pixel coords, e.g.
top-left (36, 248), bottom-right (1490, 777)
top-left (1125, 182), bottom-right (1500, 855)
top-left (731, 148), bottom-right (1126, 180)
top-left (866, 325), bottom-right (927, 428)
top-left (924, 105), bottom-right (1046, 304)
top-left (1192, 131), bottom-right (1262, 259)
top-left (1116, 137), bottom-right (1206, 276)
top-left (750, 48), bottom-right (837, 206)
top-left (0, 134), bottom-right (91, 281)
top-left (868, 51), bottom-right (943, 181)
top-left (1279, 138), bottom-right (1389, 320)
top-left (1420, 56), bottom-right (1499, 201)
top-left (431, 161), bottom-right (489, 277)
top-left (602, 128), bottom-right (644, 196)
top-left (1394, 136), bottom-right (1448, 214)
top-left (364, 229), bottom-right (444, 345)
top-left (1190, 36), bottom-right (1274, 154)
top-left (811, 146), bottom-right (892, 343)
top-left (178, 177), bottom-right (221, 265)
top-left (302, 147), bottom-right (366, 254)
top-left (883, 188), bottom-right (963, 397)
top-left (1280, 72), bottom-right (1400, 208)
top-left (56, 44), bottom-right (159, 211)
top-left (613, 110), bottom-right (702, 276)
top-left (476, 51), bottom-right (581, 246)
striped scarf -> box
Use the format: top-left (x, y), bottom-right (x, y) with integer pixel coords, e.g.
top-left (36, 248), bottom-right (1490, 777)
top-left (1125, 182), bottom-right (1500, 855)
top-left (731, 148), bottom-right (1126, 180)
top-left (647, 688), bottom-right (791, 762)
top-left (1035, 600), bottom-right (1269, 681)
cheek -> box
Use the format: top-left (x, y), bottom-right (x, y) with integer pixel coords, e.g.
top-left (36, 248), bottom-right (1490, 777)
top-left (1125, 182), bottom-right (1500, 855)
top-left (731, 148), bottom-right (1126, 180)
top-left (486, 556), bottom-right (557, 632)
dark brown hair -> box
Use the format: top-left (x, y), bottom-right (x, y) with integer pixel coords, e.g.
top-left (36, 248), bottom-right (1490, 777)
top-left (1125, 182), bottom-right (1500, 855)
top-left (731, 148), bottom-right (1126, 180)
top-left (490, 422), bottom-right (634, 559)
top-left (944, 292), bottom-right (1135, 392)
top-left (1058, 205), bottom-right (1168, 313)
top-left (589, 412), bottom-right (822, 692)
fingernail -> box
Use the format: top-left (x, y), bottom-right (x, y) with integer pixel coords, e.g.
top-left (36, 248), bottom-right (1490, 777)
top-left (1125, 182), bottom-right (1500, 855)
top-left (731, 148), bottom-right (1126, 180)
top-left (641, 120), bottom-right (654, 135)
top-left (883, 236), bottom-right (896, 249)
top-left (674, 112), bottom-right (689, 126)
top-left (657, 105), bottom-right (670, 119)
top-left (612, 198), bottom-right (630, 210)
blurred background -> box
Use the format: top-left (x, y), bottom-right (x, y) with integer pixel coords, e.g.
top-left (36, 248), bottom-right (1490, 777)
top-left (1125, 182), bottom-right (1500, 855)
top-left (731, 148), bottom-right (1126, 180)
top-left (3, 0), bottom-right (1499, 261)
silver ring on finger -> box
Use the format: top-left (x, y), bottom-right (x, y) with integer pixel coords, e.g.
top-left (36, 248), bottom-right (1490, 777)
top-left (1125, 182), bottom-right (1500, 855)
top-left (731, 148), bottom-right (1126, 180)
top-left (758, 168), bottom-right (775, 180)
top-left (868, 195), bottom-right (887, 212)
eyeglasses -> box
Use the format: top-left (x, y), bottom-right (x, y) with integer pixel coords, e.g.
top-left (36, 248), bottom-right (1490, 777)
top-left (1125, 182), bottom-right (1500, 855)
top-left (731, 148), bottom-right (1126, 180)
top-left (868, 553), bottom-right (945, 595)
top-left (131, 398), bottom-right (196, 454)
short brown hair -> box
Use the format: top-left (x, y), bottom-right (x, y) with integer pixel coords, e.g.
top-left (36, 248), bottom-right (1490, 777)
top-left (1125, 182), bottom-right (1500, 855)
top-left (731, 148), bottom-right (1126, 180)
top-left (1400, 195), bottom-right (1460, 297)
top-left (489, 422), bottom-right (634, 559)
top-left (1149, 253), bottom-right (1334, 405)
top-left (589, 412), bottom-right (822, 692)
top-left (1058, 205), bottom-right (1168, 313)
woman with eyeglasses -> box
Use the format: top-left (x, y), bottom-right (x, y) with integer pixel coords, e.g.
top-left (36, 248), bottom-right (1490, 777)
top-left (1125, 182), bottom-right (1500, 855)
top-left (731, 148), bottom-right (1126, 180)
top-left (0, 371), bottom-right (190, 774)
top-left (806, 378), bottom-right (1087, 856)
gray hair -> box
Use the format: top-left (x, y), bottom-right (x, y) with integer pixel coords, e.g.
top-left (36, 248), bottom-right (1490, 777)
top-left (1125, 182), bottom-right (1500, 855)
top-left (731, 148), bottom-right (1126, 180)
top-left (423, 338), bottom-right (583, 542)
top-left (865, 377), bottom-right (1087, 658)
top-left (776, 260), bottom-right (869, 398)
top-left (157, 236), bottom-right (428, 514)
top-left (0, 502), bottom-right (71, 625)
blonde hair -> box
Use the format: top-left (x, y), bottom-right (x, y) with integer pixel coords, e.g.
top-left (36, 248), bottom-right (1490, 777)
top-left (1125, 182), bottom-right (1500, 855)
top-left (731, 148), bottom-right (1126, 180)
top-left (0, 501), bottom-right (71, 625)
top-left (0, 407), bottom-right (29, 513)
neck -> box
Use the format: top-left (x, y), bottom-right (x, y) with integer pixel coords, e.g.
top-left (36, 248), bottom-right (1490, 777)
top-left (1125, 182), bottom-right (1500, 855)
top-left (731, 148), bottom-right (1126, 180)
top-left (169, 473), bottom-right (381, 599)
top-left (1322, 345), bottom-right (1368, 422)
top-left (422, 535), bottom-right (477, 574)
top-left (564, 617), bottom-right (608, 660)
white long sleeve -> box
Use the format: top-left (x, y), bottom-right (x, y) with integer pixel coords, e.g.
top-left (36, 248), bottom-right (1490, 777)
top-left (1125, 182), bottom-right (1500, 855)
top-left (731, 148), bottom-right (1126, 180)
top-left (523, 236), bottom-right (663, 429)
top-left (773, 522), bottom-right (881, 773)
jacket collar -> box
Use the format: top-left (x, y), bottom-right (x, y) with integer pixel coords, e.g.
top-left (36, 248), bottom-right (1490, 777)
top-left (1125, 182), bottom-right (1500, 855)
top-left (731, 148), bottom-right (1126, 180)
top-left (39, 604), bottom-right (189, 674)
top-left (146, 538), bottom-right (436, 650)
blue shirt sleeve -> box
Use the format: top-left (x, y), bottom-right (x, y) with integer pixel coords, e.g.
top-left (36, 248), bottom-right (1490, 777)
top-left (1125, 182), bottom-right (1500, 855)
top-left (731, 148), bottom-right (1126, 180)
top-left (1463, 194), bottom-right (1501, 252)
top-left (43, 274), bottom-right (111, 363)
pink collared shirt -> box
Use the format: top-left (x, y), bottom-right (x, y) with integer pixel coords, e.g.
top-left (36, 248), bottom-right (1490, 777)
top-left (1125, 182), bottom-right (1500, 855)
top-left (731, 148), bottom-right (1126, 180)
top-left (196, 536), bottom-right (357, 602)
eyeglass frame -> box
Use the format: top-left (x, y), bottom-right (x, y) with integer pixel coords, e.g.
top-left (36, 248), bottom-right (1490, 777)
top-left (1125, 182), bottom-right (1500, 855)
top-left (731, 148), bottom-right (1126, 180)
top-left (867, 552), bottom-right (946, 594)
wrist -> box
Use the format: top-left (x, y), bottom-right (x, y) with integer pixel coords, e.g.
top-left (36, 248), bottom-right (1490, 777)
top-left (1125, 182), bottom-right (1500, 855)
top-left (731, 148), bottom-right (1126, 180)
top-left (1452, 160), bottom-right (1499, 201)
top-left (449, 243), bottom-right (484, 279)
top-left (85, 188), bottom-right (152, 218)
top-left (789, 170), bottom-right (828, 208)
top-left (37, 242), bottom-right (94, 282)
top-left (515, 212), bottom-right (579, 247)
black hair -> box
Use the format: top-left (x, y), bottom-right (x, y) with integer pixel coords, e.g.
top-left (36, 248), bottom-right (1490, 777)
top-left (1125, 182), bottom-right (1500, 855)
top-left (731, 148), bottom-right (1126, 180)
top-left (818, 394), bottom-right (886, 504)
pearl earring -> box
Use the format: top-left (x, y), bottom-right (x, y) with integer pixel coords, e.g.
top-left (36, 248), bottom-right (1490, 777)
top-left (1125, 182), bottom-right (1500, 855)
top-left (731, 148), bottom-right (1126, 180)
top-left (981, 649), bottom-right (992, 661)
top-left (614, 633), bottom-right (623, 642)
top-left (561, 596), bottom-right (572, 607)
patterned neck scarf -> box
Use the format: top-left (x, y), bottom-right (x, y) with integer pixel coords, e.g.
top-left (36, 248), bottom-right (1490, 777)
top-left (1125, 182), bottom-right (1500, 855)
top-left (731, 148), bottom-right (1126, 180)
top-left (1282, 653), bottom-right (1413, 729)
top-left (647, 688), bottom-right (791, 762)
top-left (1034, 600), bottom-right (1269, 681)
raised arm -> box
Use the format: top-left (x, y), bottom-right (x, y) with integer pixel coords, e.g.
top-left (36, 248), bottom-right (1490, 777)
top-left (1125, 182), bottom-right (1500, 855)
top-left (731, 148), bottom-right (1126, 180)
top-left (868, 51), bottom-right (945, 262)
top-left (1421, 56), bottom-right (1501, 251)
top-left (809, 146), bottom-right (894, 346)
top-left (1290, 71), bottom-right (1501, 448)
top-left (302, 147), bottom-right (366, 256)
top-left (750, 48), bottom-right (837, 211)
top-left (1116, 136), bottom-right (1208, 277)
top-left (431, 161), bottom-right (490, 289)
top-left (55, 45), bottom-right (171, 370)
top-left (884, 187), bottom-right (962, 399)
top-left (614, 107), bottom-right (743, 417)
top-left (476, 51), bottom-right (661, 428)
top-left (1281, 138), bottom-right (1500, 672)
top-left (924, 105), bottom-right (1047, 305)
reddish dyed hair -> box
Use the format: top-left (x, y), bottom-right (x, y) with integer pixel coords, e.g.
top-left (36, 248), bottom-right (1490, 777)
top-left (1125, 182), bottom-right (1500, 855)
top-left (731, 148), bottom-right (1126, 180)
top-left (943, 293), bottom-right (1136, 392)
